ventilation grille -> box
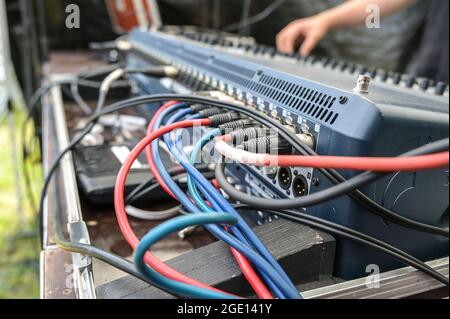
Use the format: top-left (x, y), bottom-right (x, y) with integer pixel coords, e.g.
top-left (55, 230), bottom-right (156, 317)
top-left (247, 74), bottom-right (340, 125)
top-left (207, 59), bottom-right (255, 87)
top-left (213, 59), bottom-right (256, 79)
top-left (182, 54), bottom-right (203, 68)
top-left (206, 64), bottom-right (252, 87)
top-left (149, 36), bottom-right (340, 125)
top-left (158, 39), bottom-right (178, 52)
top-left (162, 41), bottom-right (255, 87)
top-left (183, 48), bottom-right (209, 63)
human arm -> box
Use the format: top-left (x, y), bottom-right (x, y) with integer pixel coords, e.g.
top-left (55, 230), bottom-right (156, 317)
top-left (276, 0), bottom-right (416, 56)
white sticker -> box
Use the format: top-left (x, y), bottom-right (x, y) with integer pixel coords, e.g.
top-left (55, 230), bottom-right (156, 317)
top-left (315, 124), bottom-right (321, 133)
top-left (111, 146), bottom-right (143, 169)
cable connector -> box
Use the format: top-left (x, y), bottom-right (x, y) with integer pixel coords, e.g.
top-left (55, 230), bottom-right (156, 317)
top-left (229, 127), bottom-right (272, 145)
top-left (209, 112), bottom-right (241, 126)
top-left (125, 66), bottom-right (179, 78)
top-left (100, 69), bottom-right (126, 94)
top-left (99, 66), bottom-right (178, 95)
top-left (190, 104), bottom-right (209, 113)
top-left (218, 119), bottom-right (256, 131)
top-left (198, 107), bottom-right (221, 118)
top-left (237, 136), bottom-right (292, 155)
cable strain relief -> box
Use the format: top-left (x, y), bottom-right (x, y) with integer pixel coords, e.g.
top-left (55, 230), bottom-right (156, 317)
top-left (242, 136), bottom-right (292, 154)
top-left (209, 112), bottom-right (240, 126)
top-left (190, 104), bottom-right (209, 113)
top-left (230, 127), bottom-right (272, 145)
top-left (218, 119), bottom-right (254, 131)
top-left (198, 107), bottom-right (221, 118)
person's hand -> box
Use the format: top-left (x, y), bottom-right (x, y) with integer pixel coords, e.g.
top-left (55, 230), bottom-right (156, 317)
top-left (276, 15), bottom-right (331, 56)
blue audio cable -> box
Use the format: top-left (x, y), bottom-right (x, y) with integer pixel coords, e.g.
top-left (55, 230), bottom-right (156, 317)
top-left (148, 104), bottom-right (299, 298)
top-left (162, 109), bottom-right (300, 299)
top-left (165, 117), bottom-right (300, 299)
top-left (184, 128), bottom-right (286, 299)
top-left (134, 213), bottom-right (241, 299)
top-left (157, 108), bottom-right (297, 297)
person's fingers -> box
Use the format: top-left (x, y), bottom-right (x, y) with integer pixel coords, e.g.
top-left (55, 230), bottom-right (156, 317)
top-left (278, 27), bottom-right (304, 53)
top-left (276, 26), bottom-right (293, 52)
top-left (278, 16), bottom-right (330, 56)
top-left (276, 31), bottom-right (286, 51)
top-left (299, 33), bottom-right (321, 57)
top-left (283, 31), bottom-right (301, 54)
top-left (277, 35), bottom-right (291, 53)
top-left (277, 21), bottom-right (303, 53)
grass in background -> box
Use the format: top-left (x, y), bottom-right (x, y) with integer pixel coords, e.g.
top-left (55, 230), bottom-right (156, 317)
top-left (0, 110), bottom-right (40, 299)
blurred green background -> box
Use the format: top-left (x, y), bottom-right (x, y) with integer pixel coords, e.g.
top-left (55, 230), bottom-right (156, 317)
top-left (0, 106), bottom-right (40, 299)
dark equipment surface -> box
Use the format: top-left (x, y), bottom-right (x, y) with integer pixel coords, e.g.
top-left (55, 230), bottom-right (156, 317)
top-left (97, 218), bottom-right (336, 299)
top-left (73, 144), bottom-right (178, 204)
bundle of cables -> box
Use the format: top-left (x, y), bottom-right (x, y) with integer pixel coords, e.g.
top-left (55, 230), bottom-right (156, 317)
top-left (113, 99), bottom-right (449, 299)
top-left (35, 67), bottom-right (449, 300)
top-left (115, 101), bottom-right (299, 299)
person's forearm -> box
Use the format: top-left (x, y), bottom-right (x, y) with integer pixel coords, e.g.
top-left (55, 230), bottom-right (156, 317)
top-left (318, 0), bottom-right (416, 30)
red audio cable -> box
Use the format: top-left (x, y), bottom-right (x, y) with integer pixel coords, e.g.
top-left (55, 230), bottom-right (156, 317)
top-left (230, 247), bottom-right (274, 299)
top-left (141, 102), bottom-right (273, 299)
top-left (116, 115), bottom-right (273, 299)
top-left (216, 136), bottom-right (449, 172)
top-left (145, 101), bottom-right (180, 199)
top-left (114, 118), bottom-right (238, 295)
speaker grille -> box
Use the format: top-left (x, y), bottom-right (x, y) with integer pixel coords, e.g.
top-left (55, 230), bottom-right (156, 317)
top-left (247, 74), bottom-right (340, 125)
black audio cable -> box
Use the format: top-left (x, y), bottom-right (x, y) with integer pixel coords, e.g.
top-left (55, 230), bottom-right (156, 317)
top-left (22, 79), bottom-right (76, 213)
top-left (215, 138), bottom-right (449, 237)
top-left (97, 96), bottom-right (447, 239)
top-left (35, 94), bottom-right (448, 298)
top-left (125, 166), bottom-right (186, 205)
top-left (193, 99), bottom-right (448, 239)
top-left (22, 78), bottom-right (108, 213)
top-left (49, 175), bottom-right (181, 298)
top-left (237, 135), bottom-right (292, 155)
top-left (229, 127), bottom-right (272, 145)
top-left (23, 65), bottom-right (177, 166)
top-left (125, 167), bottom-right (214, 205)
top-left (37, 94), bottom-right (449, 247)
top-left (21, 66), bottom-right (129, 213)
top-left (233, 204), bottom-right (449, 286)
top-left (97, 94), bottom-right (450, 237)
top-left (218, 119), bottom-right (257, 131)
top-left (38, 68), bottom-right (128, 242)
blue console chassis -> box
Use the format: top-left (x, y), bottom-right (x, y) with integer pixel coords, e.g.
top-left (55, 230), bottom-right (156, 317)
top-left (124, 30), bottom-right (449, 280)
